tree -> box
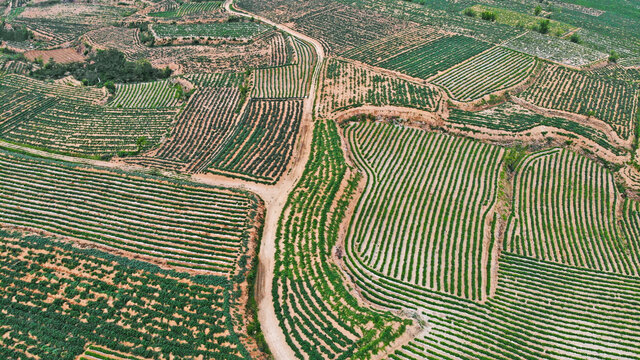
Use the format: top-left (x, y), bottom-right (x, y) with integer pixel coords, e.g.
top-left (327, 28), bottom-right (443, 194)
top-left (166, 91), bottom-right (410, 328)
top-left (569, 33), bottom-right (581, 43)
top-left (136, 136), bottom-right (148, 151)
top-left (104, 81), bottom-right (115, 94)
top-left (463, 8), bottom-right (476, 17)
top-left (609, 50), bottom-right (620, 63)
top-left (481, 11), bottom-right (497, 21)
top-left (538, 19), bottom-right (550, 34)
top-left (534, 5), bottom-right (542, 15)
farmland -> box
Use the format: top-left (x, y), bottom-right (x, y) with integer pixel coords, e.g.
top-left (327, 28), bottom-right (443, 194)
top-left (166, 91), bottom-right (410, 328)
top-left (447, 103), bottom-right (625, 155)
top-left (502, 31), bottom-right (607, 67)
top-left (149, 1), bottom-right (222, 18)
top-left (318, 59), bottom-right (442, 116)
top-left (207, 98), bottom-right (303, 183)
top-left (374, 35), bottom-right (493, 81)
top-left (464, 5), bottom-right (576, 36)
top-left (2, 0), bottom-right (640, 358)
top-left (341, 26), bottom-right (446, 66)
top-left (345, 121), bottom-right (503, 301)
top-left (272, 120), bottom-right (407, 359)
top-left (152, 21), bottom-right (269, 40)
top-left (0, 230), bottom-right (256, 359)
top-left (432, 46), bottom-right (535, 101)
top-left (519, 64), bottom-right (639, 139)
top-left (154, 86), bottom-right (244, 172)
top-left (0, 148), bottom-right (261, 274)
top-left (108, 79), bottom-right (181, 108)
top-left (505, 149), bottom-right (640, 275)
top-left (252, 37), bottom-right (316, 98)
top-left (288, 2), bottom-right (414, 55)
top-left (0, 74), bottom-right (178, 157)
top-left (378, 252), bottom-right (640, 359)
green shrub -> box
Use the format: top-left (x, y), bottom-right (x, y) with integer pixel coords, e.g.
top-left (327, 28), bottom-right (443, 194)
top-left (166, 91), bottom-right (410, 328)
top-left (481, 11), bottom-right (497, 21)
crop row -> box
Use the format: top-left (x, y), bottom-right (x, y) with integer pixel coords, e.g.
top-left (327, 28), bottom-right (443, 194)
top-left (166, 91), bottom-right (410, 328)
top-left (345, 121), bottom-right (503, 301)
top-left (519, 64), bottom-right (639, 139)
top-left (432, 46), bottom-right (535, 101)
top-left (273, 120), bottom-right (407, 359)
top-left (108, 79), bottom-right (181, 108)
top-left (78, 345), bottom-right (146, 360)
top-left (182, 71), bottom-right (247, 88)
top-left (268, 31), bottom-right (294, 67)
top-left (152, 21), bottom-right (269, 40)
top-left (0, 74), bottom-right (177, 156)
top-left (1, 98), bottom-right (177, 156)
top-left (318, 59), bottom-right (441, 116)
top-left (252, 37), bottom-right (317, 98)
top-left (341, 25), bottom-right (445, 66)
top-left (0, 230), bottom-right (250, 359)
top-left (0, 149), bottom-right (259, 275)
top-left (149, 1), bottom-right (221, 18)
top-left (208, 98), bottom-right (303, 183)
top-left (375, 35), bottom-right (492, 80)
top-left (1, 73), bottom-right (104, 103)
top-left (290, 3), bottom-right (411, 55)
top-left (377, 252), bottom-right (640, 359)
top-left (155, 87), bottom-right (242, 173)
top-left (505, 148), bottom-right (640, 275)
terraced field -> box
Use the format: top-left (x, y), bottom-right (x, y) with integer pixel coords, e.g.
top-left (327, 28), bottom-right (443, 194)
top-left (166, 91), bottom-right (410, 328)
top-left (154, 86), bottom-right (243, 172)
top-left (0, 149), bottom-right (260, 275)
top-left (208, 98), bottom-right (303, 183)
top-left (108, 79), bottom-right (181, 108)
top-left (341, 26), bottom-right (445, 65)
top-left (3, 0), bottom-right (640, 359)
top-left (503, 31), bottom-right (607, 67)
top-left (153, 21), bottom-right (269, 39)
top-left (0, 230), bottom-right (254, 359)
top-left (447, 102), bottom-right (624, 155)
top-left (374, 35), bottom-right (493, 80)
top-left (318, 59), bottom-right (442, 116)
top-left (252, 37), bottom-right (317, 98)
top-left (432, 47), bottom-right (535, 101)
top-left (345, 121), bottom-right (503, 301)
top-left (78, 346), bottom-right (146, 360)
top-left (380, 252), bottom-right (640, 359)
top-left (505, 149), bottom-right (640, 275)
top-left (149, 1), bottom-right (221, 18)
top-left (0, 74), bottom-right (178, 157)
top-left (273, 120), bottom-right (407, 359)
top-left (519, 64), bottom-right (639, 139)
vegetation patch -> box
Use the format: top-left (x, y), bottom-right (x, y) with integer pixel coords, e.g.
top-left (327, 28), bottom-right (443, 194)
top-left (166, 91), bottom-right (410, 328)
top-left (465, 5), bottom-right (576, 36)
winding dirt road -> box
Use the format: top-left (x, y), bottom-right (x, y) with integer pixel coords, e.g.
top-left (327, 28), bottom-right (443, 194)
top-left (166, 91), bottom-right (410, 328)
top-left (220, 2), bottom-right (326, 358)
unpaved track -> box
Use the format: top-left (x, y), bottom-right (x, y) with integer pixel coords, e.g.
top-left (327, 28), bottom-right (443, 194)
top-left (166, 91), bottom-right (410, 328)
top-left (219, 2), bottom-right (325, 358)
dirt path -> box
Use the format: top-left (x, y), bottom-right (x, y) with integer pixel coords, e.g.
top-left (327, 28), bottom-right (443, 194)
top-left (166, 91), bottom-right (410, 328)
top-left (221, 1), bottom-right (325, 358)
